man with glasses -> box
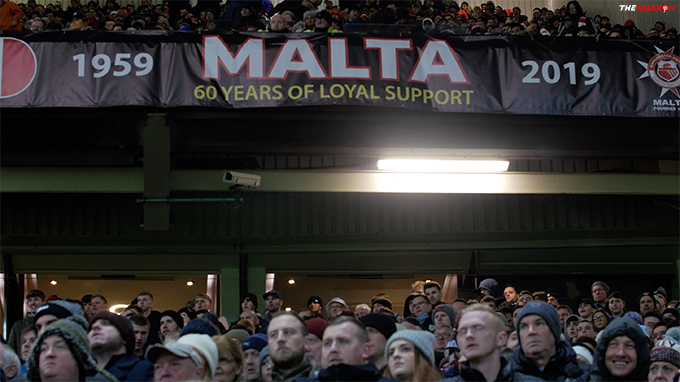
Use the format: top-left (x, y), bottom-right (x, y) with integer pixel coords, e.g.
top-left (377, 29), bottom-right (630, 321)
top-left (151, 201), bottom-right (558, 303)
top-left (434, 325), bottom-right (453, 367)
top-left (409, 293), bottom-right (435, 332)
top-left (325, 298), bottom-right (349, 320)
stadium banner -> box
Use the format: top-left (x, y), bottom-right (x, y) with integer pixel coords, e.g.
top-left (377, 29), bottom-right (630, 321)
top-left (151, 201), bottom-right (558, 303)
top-left (1, 31), bottom-right (679, 117)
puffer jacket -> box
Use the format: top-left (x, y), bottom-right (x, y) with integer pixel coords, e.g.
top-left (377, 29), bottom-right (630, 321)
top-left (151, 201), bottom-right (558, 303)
top-left (588, 317), bottom-right (650, 381)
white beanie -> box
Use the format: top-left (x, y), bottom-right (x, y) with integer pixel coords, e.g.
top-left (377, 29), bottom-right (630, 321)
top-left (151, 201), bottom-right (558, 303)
top-left (572, 344), bottom-right (593, 365)
top-left (177, 334), bottom-right (218, 378)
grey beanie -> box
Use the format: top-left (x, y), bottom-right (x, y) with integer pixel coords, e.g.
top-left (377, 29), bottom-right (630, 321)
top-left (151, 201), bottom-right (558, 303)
top-left (591, 281), bottom-right (610, 295)
top-left (432, 304), bottom-right (456, 326)
top-left (259, 345), bottom-right (269, 366)
top-left (34, 300), bottom-right (83, 323)
top-left (385, 330), bottom-right (435, 366)
top-left (516, 301), bottom-right (561, 344)
top-left (26, 316), bottom-right (116, 382)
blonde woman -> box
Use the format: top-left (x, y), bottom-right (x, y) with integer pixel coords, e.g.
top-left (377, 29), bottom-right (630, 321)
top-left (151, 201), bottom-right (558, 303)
top-left (213, 335), bottom-right (245, 382)
top-left (384, 330), bottom-right (441, 382)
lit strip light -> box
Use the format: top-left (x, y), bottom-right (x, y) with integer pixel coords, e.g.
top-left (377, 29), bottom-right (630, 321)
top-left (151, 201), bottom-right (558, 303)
top-left (377, 159), bottom-right (510, 173)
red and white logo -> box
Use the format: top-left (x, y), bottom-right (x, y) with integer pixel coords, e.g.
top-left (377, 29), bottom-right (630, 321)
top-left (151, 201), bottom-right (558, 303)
top-left (638, 46), bottom-right (680, 98)
top-left (0, 37), bottom-right (37, 99)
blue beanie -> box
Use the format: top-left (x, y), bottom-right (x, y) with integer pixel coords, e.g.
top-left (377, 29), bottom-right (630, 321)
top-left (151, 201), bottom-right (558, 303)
top-left (516, 301), bottom-right (561, 344)
top-left (180, 318), bottom-right (219, 337)
top-left (242, 333), bottom-right (268, 353)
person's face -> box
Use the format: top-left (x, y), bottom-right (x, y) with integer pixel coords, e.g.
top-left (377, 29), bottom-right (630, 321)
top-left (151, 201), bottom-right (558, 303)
top-left (328, 303), bottom-right (345, 318)
top-left (160, 316), bottom-right (179, 337)
top-left (592, 286), bottom-right (607, 304)
top-left (240, 310), bottom-right (258, 325)
top-left (90, 297), bottom-right (107, 314)
top-left (424, 287), bottom-right (442, 305)
top-left (556, 308), bottom-right (570, 327)
top-left (137, 295), bottom-right (153, 312)
top-left (640, 296), bottom-right (655, 315)
top-left (36, 314), bottom-right (59, 335)
top-left (70, 17), bottom-right (86, 29)
top-left (195, 296), bottom-right (210, 311)
top-left (512, 308), bottom-right (522, 325)
top-left (241, 299), bottom-right (255, 312)
top-left (154, 352), bottom-right (205, 382)
top-left (434, 327), bottom-right (452, 351)
top-left (433, 311), bottom-right (452, 328)
top-left (592, 312), bottom-right (608, 330)
top-left (518, 315), bottom-right (556, 359)
top-left (270, 15), bottom-right (287, 30)
top-left (243, 349), bottom-right (261, 382)
top-left (30, 20), bottom-right (44, 30)
top-left (366, 326), bottom-right (388, 361)
top-left (132, 324), bottom-right (149, 353)
top-left (517, 294), bottom-right (533, 306)
top-left (649, 361), bottom-right (679, 382)
top-left (663, 313), bottom-right (676, 323)
top-left (578, 303), bottom-right (593, 318)
top-left (26, 296), bottom-right (43, 314)
top-left (88, 319), bottom-right (123, 351)
top-left (304, 14), bottom-right (315, 26)
top-left (566, 319), bottom-right (578, 339)
top-left (409, 296), bottom-right (431, 317)
top-left (568, 3), bottom-right (577, 15)
top-left (457, 311), bottom-right (503, 360)
top-left (39, 336), bottom-right (80, 381)
top-left (215, 351), bottom-right (242, 382)
top-left (322, 322), bottom-right (370, 368)
top-left (21, 330), bottom-right (38, 361)
top-left (644, 316), bottom-right (660, 335)
top-left (315, 17), bottom-right (329, 28)
top-left (105, 20), bottom-right (114, 30)
top-left (387, 339), bottom-right (415, 381)
top-left (609, 298), bottom-right (624, 314)
top-left (605, 336), bottom-right (637, 378)
top-left (260, 355), bottom-right (273, 382)
top-left (652, 325), bottom-right (667, 342)
top-left (576, 322), bottom-right (595, 339)
top-left (354, 306), bottom-right (370, 319)
top-left (265, 295), bottom-right (282, 313)
top-left (506, 330), bottom-right (519, 351)
top-left (649, 29), bottom-right (659, 37)
top-left (268, 315), bottom-right (306, 368)
top-left (304, 334), bottom-right (323, 369)
top-left (452, 301), bottom-right (467, 317)
top-left (372, 303), bottom-right (385, 313)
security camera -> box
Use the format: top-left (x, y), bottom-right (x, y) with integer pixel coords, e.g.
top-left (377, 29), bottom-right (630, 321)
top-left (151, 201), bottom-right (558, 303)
top-left (223, 171), bottom-right (261, 188)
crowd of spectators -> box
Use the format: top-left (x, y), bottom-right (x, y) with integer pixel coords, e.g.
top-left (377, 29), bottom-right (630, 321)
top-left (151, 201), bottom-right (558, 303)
top-left (1, 0), bottom-right (678, 38)
top-left (2, 279), bottom-right (680, 381)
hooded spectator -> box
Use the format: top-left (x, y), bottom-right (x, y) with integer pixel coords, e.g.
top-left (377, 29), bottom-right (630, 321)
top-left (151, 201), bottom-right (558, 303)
top-left (590, 317), bottom-right (650, 381)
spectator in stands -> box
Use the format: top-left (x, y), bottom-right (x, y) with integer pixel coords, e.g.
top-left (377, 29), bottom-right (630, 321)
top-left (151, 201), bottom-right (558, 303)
top-left (8, 290), bottom-right (44, 355)
top-left (213, 335), bottom-right (245, 382)
top-left (503, 285), bottom-right (518, 305)
top-left (383, 330), bottom-right (438, 382)
top-left (590, 317), bottom-right (650, 381)
top-left (645, 312), bottom-right (663, 336)
top-left (159, 310), bottom-right (184, 344)
top-left (29, 17), bottom-right (45, 30)
top-left (1, 0), bottom-right (24, 30)
top-left (640, 293), bottom-right (662, 316)
top-left (591, 281), bottom-right (609, 309)
top-left (517, 290), bottom-right (533, 306)
top-left (266, 312), bottom-right (315, 380)
top-left (129, 314), bottom-right (150, 359)
top-left (0, 345), bottom-right (21, 381)
top-left (90, 295), bottom-right (108, 316)
top-left (648, 341), bottom-right (680, 382)
top-left (576, 320), bottom-right (596, 340)
top-left (147, 334), bottom-right (218, 382)
top-left (35, 300), bottom-right (83, 335)
top-left (424, 281), bottom-right (444, 306)
top-left (592, 310), bottom-right (610, 333)
top-left (136, 291), bottom-right (161, 346)
top-left (513, 301), bottom-right (589, 381)
top-left (577, 298), bottom-right (596, 322)
top-left (608, 292), bottom-right (627, 318)
top-left (359, 314), bottom-right (396, 374)
top-left (557, 0), bottom-right (595, 37)
top-left (242, 333), bottom-right (268, 382)
top-left (304, 317), bottom-right (327, 372)
top-left (408, 294), bottom-right (434, 331)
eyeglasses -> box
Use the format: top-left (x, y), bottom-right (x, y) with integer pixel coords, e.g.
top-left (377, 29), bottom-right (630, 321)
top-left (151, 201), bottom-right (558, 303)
top-left (593, 316), bottom-right (607, 321)
top-left (434, 333), bottom-right (451, 339)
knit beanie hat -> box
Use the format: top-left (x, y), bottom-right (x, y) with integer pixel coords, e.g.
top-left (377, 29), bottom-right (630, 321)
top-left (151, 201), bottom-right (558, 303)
top-left (385, 330), bottom-right (435, 366)
top-left (325, 297), bottom-right (348, 313)
top-left (180, 318), bottom-right (219, 337)
top-left (307, 295), bottom-right (323, 309)
top-left (591, 281), bottom-right (610, 295)
top-left (371, 298), bottom-right (393, 311)
top-left (241, 293), bottom-right (259, 310)
top-left (259, 345), bottom-right (269, 366)
top-left (177, 333), bottom-right (218, 378)
top-left (89, 311), bottom-right (135, 355)
top-left (432, 304), bottom-right (456, 325)
top-left (242, 333), bottom-right (268, 353)
top-left (516, 301), bottom-right (561, 344)
top-left (572, 344), bottom-right (594, 364)
top-left (27, 316), bottom-right (116, 382)
top-left (179, 307), bottom-right (198, 321)
top-left (226, 328), bottom-right (251, 344)
top-left (651, 345), bottom-right (680, 368)
top-left (160, 310), bottom-right (184, 329)
top-left (34, 300), bottom-right (83, 323)
top-left (662, 308), bottom-right (680, 321)
top-left (305, 317), bottom-right (328, 340)
top-left (360, 314), bottom-right (396, 341)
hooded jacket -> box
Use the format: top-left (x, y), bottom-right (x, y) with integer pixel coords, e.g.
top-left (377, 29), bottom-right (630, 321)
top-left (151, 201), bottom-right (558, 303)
top-left (512, 339), bottom-right (589, 381)
top-left (563, 314), bottom-right (581, 343)
top-left (589, 317), bottom-right (650, 381)
top-left (478, 279), bottom-right (500, 299)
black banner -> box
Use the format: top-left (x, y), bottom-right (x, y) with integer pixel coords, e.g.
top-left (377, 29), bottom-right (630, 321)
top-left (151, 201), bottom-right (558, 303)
top-left (1, 31), bottom-right (679, 117)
